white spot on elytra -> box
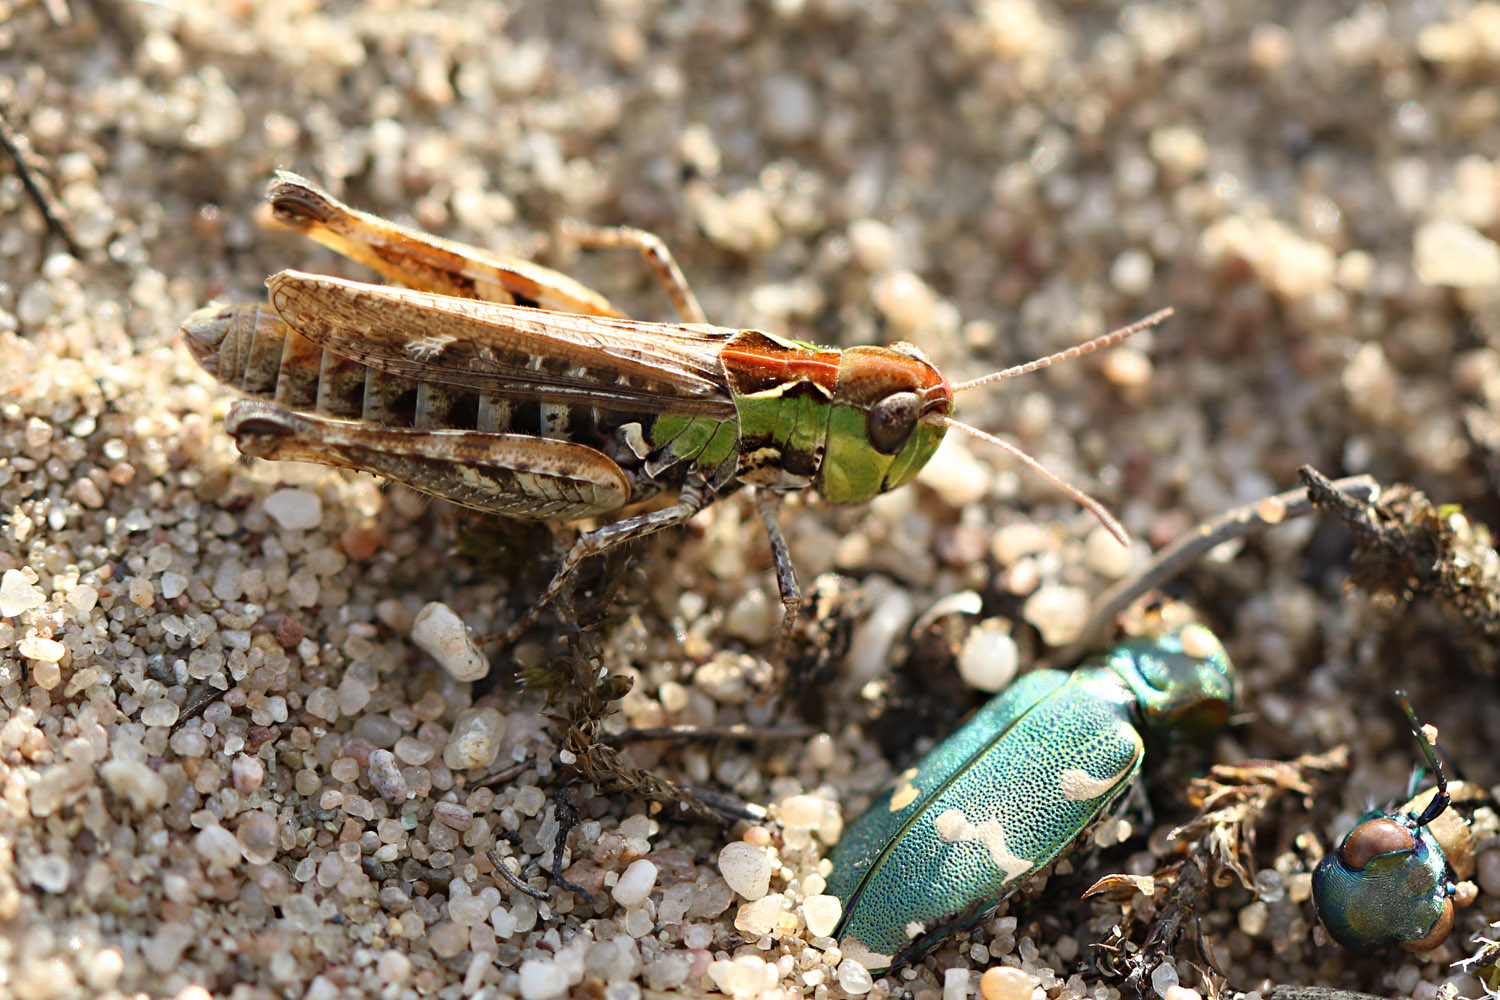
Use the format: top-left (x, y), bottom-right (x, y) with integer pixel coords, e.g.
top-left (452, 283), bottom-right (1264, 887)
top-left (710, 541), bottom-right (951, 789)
top-left (888, 768), bottom-right (920, 811)
top-left (838, 937), bottom-right (894, 975)
top-left (1058, 767), bottom-right (1121, 801)
top-left (903, 919), bottom-right (926, 940)
top-left (932, 809), bottom-right (1032, 882)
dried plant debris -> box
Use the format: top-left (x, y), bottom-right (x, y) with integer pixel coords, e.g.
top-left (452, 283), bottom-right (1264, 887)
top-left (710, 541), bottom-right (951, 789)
top-left (0, 101), bottom-right (78, 256)
top-left (1173, 748), bottom-right (1352, 892)
top-left (1091, 855), bottom-right (1226, 999)
top-left (1087, 749), bottom-right (1351, 996)
top-left (1301, 466), bottom-right (1500, 658)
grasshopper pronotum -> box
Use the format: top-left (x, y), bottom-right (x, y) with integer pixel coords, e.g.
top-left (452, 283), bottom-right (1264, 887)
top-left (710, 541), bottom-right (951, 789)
top-left (183, 173), bottom-right (1167, 643)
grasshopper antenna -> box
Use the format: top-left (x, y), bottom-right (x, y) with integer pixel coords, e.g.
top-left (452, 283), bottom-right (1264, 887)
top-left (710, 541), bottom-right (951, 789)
top-left (923, 415), bottom-right (1130, 545)
top-left (949, 308), bottom-right (1172, 393)
top-left (928, 308), bottom-right (1174, 547)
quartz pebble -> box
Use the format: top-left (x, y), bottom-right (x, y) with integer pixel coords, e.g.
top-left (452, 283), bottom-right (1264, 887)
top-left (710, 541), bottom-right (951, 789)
top-left (412, 602), bottom-right (489, 681)
top-left (0, 569), bottom-right (43, 616)
top-left (718, 841), bottom-right (772, 900)
top-left (980, 966), bottom-right (1037, 1000)
top-left (262, 488), bottom-right (323, 530)
top-left (836, 958), bottom-right (873, 995)
top-left (708, 955), bottom-right (778, 998)
top-left (802, 894), bottom-right (841, 937)
top-left (517, 958), bottom-right (569, 1000)
top-left (612, 859), bottom-right (657, 907)
top-left (443, 707), bottom-right (505, 770)
top-left (957, 618), bottom-right (1019, 692)
top-left (18, 636), bottom-right (65, 662)
top-left (1022, 584), bottom-right (1090, 647)
top-left (733, 893), bottom-right (782, 935)
top-left (1414, 218), bottom-right (1500, 287)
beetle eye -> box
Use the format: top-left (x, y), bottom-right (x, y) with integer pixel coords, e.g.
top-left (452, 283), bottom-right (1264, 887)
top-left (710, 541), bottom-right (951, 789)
top-left (868, 392), bottom-right (921, 455)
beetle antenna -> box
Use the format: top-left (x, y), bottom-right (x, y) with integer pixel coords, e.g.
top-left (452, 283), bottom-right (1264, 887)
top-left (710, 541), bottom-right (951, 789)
top-left (923, 414), bottom-right (1130, 546)
top-left (950, 308), bottom-right (1173, 394)
top-left (1396, 691), bottom-right (1450, 827)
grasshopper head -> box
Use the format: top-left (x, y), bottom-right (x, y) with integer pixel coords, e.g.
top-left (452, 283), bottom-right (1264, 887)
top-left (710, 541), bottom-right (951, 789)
top-left (816, 343), bottom-right (953, 503)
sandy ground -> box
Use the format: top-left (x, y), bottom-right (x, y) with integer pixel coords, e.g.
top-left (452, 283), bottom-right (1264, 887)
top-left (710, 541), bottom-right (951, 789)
top-left (3, 1), bottom-right (1500, 998)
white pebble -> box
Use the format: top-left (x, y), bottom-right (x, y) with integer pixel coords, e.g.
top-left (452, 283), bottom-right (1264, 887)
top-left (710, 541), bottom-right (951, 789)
top-left (1022, 584), bottom-right (1090, 646)
top-left (1110, 248), bottom-right (1155, 295)
top-left (443, 707), bottom-right (506, 770)
top-left (517, 958), bottom-right (569, 1000)
top-left (708, 955), bottom-right (778, 998)
top-left (65, 584), bottom-right (99, 614)
top-left (778, 794), bottom-right (825, 828)
top-left (1085, 525), bottom-right (1141, 579)
top-left (760, 73), bottom-right (819, 142)
top-left (367, 749), bottom-right (409, 803)
top-left (612, 859), bottom-right (658, 907)
top-left (448, 892), bottom-right (490, 926)
top-left (194, 824), bottom-right (242, 870)
top-left (802, 894), bottom-right (841, 937)
top-left (846, 582), bottom-right (915, 685)
top-left (159, 572), bottom-right (187, 600)
top-left (29, 853), bottom-right (71, 893)
top-left (262, 488), bottom-right (323, 530)
top-left (0, 569), bottom-right (43, 616)
top-left (718, 841), bottom-right (772, 900)
top-left (412, 602), bottom-right (489, 681)
top-left (101, 758), bottom-right (167, 810)
top-left (140, 700), bottom-right (180, 728)
top-left (1415, 218), bottom-right (1500, 288)
top-left (836, 958), bottom-right (873, 995)
top-left (733, 893), bottom-right (783, 935)
top-left (956, 619), bottom-right (1019, 693)
top-left (18, 636), bottom-right (65, 662)
top-left (945, 967), bottom-right (971, 1000)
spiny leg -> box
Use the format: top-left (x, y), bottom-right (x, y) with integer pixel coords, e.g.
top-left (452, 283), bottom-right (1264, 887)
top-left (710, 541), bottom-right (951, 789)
top-left (753, 489), bottom-right (802, 643)
top-left (559, 219), bottom-right (708, 324)
top-left (500, 477), bottom-right (716, 644)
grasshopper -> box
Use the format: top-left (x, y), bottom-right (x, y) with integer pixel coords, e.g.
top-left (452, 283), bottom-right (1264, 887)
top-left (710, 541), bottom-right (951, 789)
top-left (182, 172), bottom-right (1167, 643)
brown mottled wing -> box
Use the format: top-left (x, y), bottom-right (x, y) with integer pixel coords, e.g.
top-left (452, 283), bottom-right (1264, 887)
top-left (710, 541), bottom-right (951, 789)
top-left (265, 270), bottom-right (740, 418)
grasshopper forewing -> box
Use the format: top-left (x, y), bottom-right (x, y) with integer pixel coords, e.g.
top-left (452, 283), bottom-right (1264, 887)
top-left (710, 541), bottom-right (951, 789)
top-left (183, 172), bottom-right (1168, 644)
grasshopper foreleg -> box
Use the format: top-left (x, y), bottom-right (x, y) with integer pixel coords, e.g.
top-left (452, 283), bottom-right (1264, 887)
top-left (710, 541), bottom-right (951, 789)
top-left (753, 489), bottom-right (801, 643)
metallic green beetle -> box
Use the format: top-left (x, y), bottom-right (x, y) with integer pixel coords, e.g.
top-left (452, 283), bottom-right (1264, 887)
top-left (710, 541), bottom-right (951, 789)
top-left (1311, 695), bottom-right (1490, 954)
top-left (826, 623), bottom-right (1236, 973)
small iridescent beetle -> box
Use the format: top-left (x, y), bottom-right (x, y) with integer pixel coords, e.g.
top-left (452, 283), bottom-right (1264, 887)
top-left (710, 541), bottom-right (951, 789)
top-left (825, 621), bottom-right (1236, 972)
top-left (1311, 694), bottom-right (1491, 954)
